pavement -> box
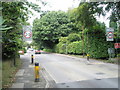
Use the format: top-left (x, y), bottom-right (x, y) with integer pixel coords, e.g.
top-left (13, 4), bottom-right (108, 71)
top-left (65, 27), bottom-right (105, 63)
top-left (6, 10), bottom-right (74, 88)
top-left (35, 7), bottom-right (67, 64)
top-left (10, 54), bottom-right (47, 88)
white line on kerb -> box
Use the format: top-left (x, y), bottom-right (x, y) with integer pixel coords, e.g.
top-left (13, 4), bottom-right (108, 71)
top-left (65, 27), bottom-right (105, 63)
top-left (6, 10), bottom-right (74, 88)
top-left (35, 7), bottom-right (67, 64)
top-left (40, 65), bottom-right (50, 88)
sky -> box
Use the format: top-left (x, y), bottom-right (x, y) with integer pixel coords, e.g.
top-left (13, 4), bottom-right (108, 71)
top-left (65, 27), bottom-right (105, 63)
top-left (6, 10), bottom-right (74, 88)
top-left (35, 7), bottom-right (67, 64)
top-left (27, 0), bottom-right (110, 27)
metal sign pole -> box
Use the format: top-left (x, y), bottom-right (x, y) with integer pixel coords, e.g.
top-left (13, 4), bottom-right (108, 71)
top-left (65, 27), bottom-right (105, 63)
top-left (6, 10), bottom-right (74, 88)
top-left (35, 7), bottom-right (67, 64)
top-left (106, 28), bottom-right (114, 60)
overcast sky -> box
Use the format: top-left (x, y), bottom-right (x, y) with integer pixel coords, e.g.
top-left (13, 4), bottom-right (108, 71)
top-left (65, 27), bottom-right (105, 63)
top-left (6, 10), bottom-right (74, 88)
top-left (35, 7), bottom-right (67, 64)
top-left (27, 0), bottom-right (110, 27)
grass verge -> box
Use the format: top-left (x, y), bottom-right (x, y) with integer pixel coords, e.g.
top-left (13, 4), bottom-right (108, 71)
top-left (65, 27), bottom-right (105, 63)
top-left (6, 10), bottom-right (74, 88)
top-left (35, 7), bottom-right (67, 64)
top-left (67, 54), bottom-right (120, 64)
top-left (2, 58), bottom-right (22, 88)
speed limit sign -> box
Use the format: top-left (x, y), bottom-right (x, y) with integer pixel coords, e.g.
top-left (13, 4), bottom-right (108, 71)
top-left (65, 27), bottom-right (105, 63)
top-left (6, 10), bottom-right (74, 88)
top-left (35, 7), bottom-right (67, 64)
top-left (23, 25), bottom-right (32, 41)
top-left (106, 28), bottom-right (114, 41)
top-left (107, 32), bottom-right (113, 39)
top-left (24, 31), bottom-right (32, 38)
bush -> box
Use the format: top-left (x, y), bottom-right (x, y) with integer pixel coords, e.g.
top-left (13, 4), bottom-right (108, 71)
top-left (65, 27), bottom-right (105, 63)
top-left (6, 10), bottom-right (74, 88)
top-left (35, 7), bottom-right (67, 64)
top-left (54, 37), bottom-right (68, 54)
top-left (23, 47), bottom-right (26, 53)
top-left (55, 34), bottom-right (81, 54)
top-left (43, 48), bottom-right (54, 52)
top-left (117, 53), bottom-right (120, 57)
top-left (55, 43), bottom-right (66, 54)
top-left (67, 41), bottom-right (83, 54)
top-left (67, 33), bottom-right (81, 42)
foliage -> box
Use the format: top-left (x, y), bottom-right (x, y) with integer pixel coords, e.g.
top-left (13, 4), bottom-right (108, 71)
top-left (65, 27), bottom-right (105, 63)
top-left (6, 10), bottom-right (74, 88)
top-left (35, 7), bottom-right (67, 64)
top-left (84, 23), bottom-right (113, 59)
top-left (104, 2), bottom-right (120, 22)
top-left (45, 2), bottom-right (119, 59)
top-left (67, 41), bottom-right (83, 54)
top-left (70, 2), bottom-right (104, 30)
top-left (33, 11), bottom-right (78, 49)
top-left (0, 16), bottom-right (12, 31)
top-left (67, 33), bottom-right (81, 42)
top-left (55, 37), bottom-right (68, 53)
top-left (43, 48), bottom-right (54, 53)
top-left (2, 58), bottom-right (22, 88)
top-left (55, 33), bottom-right (82, 54)
top-left (2, 2), bottom-right (41, 59)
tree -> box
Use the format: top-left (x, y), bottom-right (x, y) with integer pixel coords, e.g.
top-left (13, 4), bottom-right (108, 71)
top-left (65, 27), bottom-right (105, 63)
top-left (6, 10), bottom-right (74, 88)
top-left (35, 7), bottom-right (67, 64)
top-left (104, 2), bottom-right (120, 23)
top-left (2, 1), bottom-right (42, 59)
top-left (70, 2), bottom-right (100, 56)
top-left (33, 11), bottom-right (78, 49)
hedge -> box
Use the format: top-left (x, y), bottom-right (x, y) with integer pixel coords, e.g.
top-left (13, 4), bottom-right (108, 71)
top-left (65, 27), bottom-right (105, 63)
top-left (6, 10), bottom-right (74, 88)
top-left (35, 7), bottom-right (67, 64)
top-left (67, 41), bottom-right (83, 54)
top-left (84, 32), bottom-right (113, 59)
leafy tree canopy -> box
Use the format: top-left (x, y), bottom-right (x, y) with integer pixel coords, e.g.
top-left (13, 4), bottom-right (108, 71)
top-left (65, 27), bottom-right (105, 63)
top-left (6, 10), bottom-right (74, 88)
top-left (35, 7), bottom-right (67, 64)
top-left (33, 11), bottom-right (78, 49)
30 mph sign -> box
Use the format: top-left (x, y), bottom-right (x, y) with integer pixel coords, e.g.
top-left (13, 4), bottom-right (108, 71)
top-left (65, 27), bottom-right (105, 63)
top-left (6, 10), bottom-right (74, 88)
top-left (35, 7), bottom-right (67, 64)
top-left (23, 25), bottom-right (32, 41)
top-left (106, 28), bottom-right (114, 41)
top-left (24, 31), bottom-right (32, 38)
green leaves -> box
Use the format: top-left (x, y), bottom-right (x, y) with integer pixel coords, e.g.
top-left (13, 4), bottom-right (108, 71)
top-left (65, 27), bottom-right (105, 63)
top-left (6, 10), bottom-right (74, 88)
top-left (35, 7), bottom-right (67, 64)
top-left (33, 11), bottom-right (76, 49)
top-left (0, 16), bottom-right (13, 31)
top-left (83, 23), bottom-right (113, 59)
top-left (2, 1), bottom-right (42, 59)
top-left (67, 33), bottom-right (81, 42)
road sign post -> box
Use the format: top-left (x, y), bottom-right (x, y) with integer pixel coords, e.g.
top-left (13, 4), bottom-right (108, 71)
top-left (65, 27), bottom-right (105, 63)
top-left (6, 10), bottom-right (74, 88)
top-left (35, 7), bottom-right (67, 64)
top-left (106, 28), bottom-right (114, 41)
top-left (23, 25), bottom-right (32, 42)
top-left (108, 48), bottom-right (115, 60)
top-left (31, 54), bottom-right (34, 64)
top-left (106, 28), bottom-right (114, 60)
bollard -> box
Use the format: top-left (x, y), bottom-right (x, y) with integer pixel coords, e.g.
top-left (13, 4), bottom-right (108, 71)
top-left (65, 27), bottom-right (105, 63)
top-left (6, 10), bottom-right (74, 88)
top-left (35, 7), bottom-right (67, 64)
top-left (35, 63), bottom-right (40, 82)
top-left (87, 54), bottom-right (90, 61)
top-left (31, 55), bottom-right (34, 64)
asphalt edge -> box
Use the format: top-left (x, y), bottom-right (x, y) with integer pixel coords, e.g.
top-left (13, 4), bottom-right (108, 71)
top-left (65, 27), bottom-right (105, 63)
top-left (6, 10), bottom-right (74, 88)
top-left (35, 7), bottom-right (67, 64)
top-left (40, 65), bottom-right (57, 88)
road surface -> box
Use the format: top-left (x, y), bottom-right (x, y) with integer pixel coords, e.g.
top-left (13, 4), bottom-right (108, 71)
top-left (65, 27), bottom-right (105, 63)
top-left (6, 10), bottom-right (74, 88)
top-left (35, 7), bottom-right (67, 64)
top-left (21, 52), bottom-right (118, 88)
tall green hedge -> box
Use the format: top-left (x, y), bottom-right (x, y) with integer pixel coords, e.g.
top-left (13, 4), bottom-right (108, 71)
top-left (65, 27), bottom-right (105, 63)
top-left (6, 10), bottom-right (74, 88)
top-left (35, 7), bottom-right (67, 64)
top-left (84, 25), bottom-right (114, 59)
top-left (84, 35), bottom-right (113, 59)
top-left (67, 41), bottom-right (83, 54)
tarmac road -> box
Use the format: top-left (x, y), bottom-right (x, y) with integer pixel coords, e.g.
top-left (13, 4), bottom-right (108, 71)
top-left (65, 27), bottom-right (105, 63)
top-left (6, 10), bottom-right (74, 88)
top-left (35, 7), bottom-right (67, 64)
top-left (25, 52), bottom-right (118, 88)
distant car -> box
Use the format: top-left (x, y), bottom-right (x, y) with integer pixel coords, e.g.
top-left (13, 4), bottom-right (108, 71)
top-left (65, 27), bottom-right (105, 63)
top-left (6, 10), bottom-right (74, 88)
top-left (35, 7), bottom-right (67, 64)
top-left (35, 50), bottom-right (41, 54)
top-left (18, 50), bottom-right (24, 55)
top-left (28, 48), bottom-right (34, 51)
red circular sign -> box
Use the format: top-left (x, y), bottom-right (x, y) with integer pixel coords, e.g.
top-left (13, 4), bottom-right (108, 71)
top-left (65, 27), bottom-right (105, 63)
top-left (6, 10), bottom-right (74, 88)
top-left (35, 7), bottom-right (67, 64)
top-left (24, 31), bottom-right (32, 38)
top-left (108, 32), bottom-right (113, 39)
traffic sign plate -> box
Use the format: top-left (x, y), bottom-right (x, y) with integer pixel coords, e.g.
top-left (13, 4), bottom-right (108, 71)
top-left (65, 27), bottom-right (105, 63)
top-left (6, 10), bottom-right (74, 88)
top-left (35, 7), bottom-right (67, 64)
top-left (24, 31), bottom-right (32, 38)
top-left (106, 28), bottom-right (114, 41)
top-left (107, 32), bottom-right (113, 39)
top-left (114, 43), bottom-right (120, 49)
top-left (23, 25), bottom-right (32, 41)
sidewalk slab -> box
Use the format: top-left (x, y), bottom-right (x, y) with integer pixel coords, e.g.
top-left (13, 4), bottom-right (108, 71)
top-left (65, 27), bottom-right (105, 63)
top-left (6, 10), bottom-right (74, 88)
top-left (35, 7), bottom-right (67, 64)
top-left (10, 55), bottom-right (46, 88)
top-left (15, 69), bottom-right (25, 77)
top-left (11, 83), bottom-right (24, 88)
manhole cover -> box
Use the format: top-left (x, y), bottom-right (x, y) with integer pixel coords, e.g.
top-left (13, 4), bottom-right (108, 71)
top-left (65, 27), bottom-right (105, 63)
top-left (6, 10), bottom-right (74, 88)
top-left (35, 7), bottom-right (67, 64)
top-left (95, 78), bottom-right (101, 80)
top-left (66, 86), bottom-right (69, 87)
top-left (96, 72), bottom-right (104, 75)
top-left (61, 83), bottom-right (66, 85)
